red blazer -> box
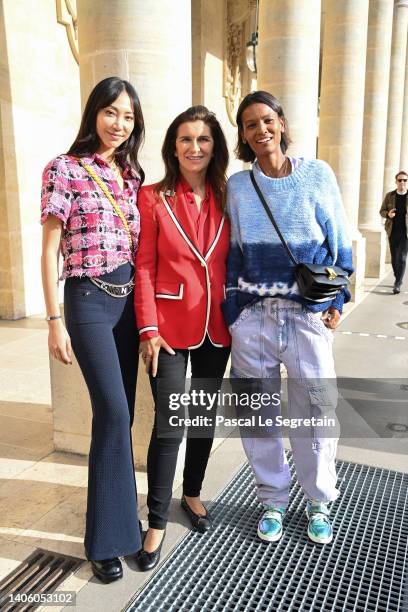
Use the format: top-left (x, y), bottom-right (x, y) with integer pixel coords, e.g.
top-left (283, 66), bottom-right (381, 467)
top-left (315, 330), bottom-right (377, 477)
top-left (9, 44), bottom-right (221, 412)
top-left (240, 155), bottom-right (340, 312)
top-left (134, 181), bottom-right (231, 349)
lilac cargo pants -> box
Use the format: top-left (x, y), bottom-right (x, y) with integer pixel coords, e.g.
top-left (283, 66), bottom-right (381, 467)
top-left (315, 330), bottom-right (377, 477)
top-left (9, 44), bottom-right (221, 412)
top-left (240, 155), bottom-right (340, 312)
top-left (230, 298), bottom-right (340, 508)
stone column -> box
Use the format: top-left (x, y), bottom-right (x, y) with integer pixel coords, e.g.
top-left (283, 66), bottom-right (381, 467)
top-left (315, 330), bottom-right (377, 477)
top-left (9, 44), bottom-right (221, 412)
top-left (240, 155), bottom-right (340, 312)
top-left (383, 1), bottom-right (408, 194)
top-left (77, 0), bottom-right (192, 182)
top-left (359, 0), bottom-right (394, 278)
top-left (192, 0), bottom-right (247, 176)
top-left (318, 0), bottom-right (369, 302)
top-left (257, 0), bottom-right (321, 158)
top-left (51, 0), bottom-right (192, 469)
top-left (400, 48), bottom-right (408, 171)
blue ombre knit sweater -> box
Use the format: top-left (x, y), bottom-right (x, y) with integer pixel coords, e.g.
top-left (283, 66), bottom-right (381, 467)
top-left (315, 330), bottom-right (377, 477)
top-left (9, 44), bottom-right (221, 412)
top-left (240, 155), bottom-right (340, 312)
top-left (223, 158), bottom-right (354, 326)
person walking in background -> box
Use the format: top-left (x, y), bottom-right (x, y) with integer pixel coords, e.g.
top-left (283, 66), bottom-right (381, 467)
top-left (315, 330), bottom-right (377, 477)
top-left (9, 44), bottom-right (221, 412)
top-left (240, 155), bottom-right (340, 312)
top-left (223, 90), bottom-right (353, 546)
top-left (380, 171), bottom-right (408, 294)
top-left (41, 77), bottom-right (144, 583)
top-left (134, 106), bottom-right (230, 571)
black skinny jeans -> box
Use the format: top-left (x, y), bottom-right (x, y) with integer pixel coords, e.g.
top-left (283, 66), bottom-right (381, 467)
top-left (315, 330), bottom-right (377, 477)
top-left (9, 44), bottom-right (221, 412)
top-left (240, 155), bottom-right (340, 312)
top-left (389, 232), bottom-right (408, 286)
top-left (147, 336), bottom-right (230, 529)
top-left (64, 263), bottom-right (141, 560)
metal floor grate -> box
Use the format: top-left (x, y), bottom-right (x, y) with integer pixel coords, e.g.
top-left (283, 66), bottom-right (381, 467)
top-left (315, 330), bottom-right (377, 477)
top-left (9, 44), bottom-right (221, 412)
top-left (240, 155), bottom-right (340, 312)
top-left (0, 549), bottom-right (83, 611)
top-left (127, 458), bottom-right (408, 612)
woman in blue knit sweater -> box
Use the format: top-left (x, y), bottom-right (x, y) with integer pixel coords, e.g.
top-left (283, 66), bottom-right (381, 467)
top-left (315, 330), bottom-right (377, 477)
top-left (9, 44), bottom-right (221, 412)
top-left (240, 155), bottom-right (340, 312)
top-left (223, 91), bottom-right (353, 545)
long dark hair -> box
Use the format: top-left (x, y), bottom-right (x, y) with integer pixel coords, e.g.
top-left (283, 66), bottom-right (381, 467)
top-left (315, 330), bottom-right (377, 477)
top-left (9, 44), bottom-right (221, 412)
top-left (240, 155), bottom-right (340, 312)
top-left (235, 91), bottom-right (291, 162)
top-left (155, 106), bottom-right (228, 208)
top-left (67, 76), bottom-right (145, 182)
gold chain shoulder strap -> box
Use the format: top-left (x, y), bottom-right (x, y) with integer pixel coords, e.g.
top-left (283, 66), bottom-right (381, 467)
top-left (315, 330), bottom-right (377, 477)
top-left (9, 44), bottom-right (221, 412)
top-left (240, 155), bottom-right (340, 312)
top-left (77, 158), bottom-right (133, 251)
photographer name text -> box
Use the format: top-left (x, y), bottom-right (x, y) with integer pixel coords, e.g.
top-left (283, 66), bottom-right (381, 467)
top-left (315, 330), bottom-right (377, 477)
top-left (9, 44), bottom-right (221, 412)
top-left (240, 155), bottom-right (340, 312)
top-left (168, 415), bottom-right (336, 429)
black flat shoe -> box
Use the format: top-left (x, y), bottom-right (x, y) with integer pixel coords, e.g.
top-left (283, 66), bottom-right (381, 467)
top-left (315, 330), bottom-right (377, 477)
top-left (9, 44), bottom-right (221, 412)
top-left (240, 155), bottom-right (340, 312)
top-left (181, 496), bottom-right (213, 533)
top-left (136, 530), bottom-right (166, 572)
top-left (90, 557), bottom-right (123, 583)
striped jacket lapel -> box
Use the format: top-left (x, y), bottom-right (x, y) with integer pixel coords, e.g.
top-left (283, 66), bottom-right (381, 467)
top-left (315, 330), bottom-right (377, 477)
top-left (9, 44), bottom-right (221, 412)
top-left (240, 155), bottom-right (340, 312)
top-left (159, 191), bottom-right (205, 264)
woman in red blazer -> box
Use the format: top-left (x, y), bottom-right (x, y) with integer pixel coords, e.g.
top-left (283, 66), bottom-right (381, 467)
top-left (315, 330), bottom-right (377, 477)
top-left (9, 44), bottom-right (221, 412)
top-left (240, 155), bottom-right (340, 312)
top-left (134, 106), bottom-right (230, 570)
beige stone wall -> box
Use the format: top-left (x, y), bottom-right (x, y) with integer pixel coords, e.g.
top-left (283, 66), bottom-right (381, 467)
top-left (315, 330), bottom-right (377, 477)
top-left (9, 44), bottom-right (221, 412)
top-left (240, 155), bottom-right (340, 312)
top-left (0, 25), bottom-right (24, 321)
top-left (0, 0), bottom-right (80, 319)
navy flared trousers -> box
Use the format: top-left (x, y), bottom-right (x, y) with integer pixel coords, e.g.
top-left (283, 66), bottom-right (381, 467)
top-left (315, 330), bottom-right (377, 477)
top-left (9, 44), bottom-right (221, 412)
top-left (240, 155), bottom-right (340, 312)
top-left (64, 263), bottom-right (141, 560)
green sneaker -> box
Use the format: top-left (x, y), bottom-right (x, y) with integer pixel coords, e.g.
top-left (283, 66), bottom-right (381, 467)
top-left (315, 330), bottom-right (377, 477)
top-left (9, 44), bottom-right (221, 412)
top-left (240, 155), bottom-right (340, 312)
top-left (257, 506), bottom-right (286, 542)
top-left (306, 500), bottom-right (333, 544)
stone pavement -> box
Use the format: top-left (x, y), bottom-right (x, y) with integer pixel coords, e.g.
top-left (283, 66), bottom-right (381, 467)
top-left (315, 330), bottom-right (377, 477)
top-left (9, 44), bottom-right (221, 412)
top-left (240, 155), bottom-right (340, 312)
top-left (0, 268), bottom-right (407, 611)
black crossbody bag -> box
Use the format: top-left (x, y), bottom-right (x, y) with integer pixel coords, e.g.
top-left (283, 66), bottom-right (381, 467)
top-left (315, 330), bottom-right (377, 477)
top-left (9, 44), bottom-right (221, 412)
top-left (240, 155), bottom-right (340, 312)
top-left (249, 170), bottom-right (349, 304)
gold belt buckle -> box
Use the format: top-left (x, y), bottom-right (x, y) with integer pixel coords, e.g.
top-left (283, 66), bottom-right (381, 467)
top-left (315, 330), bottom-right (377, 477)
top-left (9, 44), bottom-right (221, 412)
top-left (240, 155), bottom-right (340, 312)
top-left (325, 267), bottom-right (337, 280)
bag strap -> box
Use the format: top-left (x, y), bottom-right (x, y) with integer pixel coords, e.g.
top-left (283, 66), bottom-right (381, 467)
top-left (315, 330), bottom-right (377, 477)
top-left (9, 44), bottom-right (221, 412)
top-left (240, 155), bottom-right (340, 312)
top-left (77, 158), bottom-right (133, 251)
top-left (249, 169), bottom-right (298, 266)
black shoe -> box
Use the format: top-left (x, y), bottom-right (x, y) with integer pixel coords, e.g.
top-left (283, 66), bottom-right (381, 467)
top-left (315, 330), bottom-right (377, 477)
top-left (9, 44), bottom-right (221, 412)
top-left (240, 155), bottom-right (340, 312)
top-left (393, 284), bottom-right (401, 294)
top-left (90, 558), bottom-right (123, 583)
top-left (181, 496), bottom-right (213, 533)
top-left (136, 530), bottom-right (166, 572)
